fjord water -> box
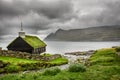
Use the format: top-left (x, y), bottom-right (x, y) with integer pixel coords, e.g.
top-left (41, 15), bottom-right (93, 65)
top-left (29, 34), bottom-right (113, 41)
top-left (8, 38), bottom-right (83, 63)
top-left (0, 40), bottom-right (120, 54)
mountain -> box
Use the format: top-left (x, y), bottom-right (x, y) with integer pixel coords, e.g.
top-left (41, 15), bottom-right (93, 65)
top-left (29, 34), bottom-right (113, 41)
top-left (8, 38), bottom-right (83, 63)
top-left (44, 25), bottom-right (120, 41)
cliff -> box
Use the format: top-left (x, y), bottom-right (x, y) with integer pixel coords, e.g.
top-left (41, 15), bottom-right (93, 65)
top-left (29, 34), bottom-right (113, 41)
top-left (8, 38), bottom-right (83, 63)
top-left (45, 25), bottom-right (120, 41)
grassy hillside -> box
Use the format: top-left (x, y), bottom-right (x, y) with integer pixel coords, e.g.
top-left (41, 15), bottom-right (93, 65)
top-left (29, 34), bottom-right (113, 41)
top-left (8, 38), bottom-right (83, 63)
top-left (0, 54), bottom-right (68, 73)
top-left (0, 47), bottom-right (120, 80)
top-left (0, 56), bottom-right (38, 65)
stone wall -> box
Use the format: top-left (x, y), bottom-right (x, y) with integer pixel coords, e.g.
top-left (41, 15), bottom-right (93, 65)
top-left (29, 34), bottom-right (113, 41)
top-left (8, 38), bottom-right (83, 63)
top-left (0, 50), bottom-right (61, 61)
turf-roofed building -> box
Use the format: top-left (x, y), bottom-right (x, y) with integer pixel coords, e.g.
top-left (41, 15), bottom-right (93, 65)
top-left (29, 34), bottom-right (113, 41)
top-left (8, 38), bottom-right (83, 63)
top-left (7, 23), bottom-right (46, 54)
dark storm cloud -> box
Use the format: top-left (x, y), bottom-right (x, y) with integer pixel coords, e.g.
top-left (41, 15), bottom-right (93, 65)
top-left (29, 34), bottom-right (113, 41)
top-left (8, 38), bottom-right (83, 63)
top-left (96, 1), bottom-right (120, 25)
top-left (0, 0), bottom-right (73, 37)
top-left (0, 0), bottom-right (73, 19)
top-left (0, 0), bottom-right (29, 19)
top-left (0, 27), bottom-right (5, 36)
top-left (31, 0), bottom-right (73, 19)
top-left (0, 0), bottom-right (120, 40)
top-left (66, 0), bottom-right (120, 28)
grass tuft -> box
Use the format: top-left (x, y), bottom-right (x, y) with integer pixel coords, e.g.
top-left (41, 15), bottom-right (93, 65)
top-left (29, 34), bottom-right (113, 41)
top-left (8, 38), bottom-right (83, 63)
top-left (68, 64), bottom-right (86, 72)
top-left (42, 67), bottom-right (61, 76)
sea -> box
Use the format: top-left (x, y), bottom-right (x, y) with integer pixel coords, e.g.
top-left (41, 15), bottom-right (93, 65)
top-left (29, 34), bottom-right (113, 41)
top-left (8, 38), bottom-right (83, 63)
top-left (45, 41), bottom-right (120, 54)
top-left (0, 40), bottom-right (120, 54)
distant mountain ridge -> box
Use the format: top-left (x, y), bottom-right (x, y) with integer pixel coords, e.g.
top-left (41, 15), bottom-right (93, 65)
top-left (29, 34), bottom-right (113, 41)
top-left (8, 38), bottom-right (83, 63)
top-left (44, 25), bottom-right (120, 41)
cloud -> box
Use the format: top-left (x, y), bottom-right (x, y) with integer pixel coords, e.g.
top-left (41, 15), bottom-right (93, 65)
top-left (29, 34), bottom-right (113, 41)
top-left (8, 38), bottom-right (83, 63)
top-left (30, 0), bottom-right (73, 19)
top-left (0, 0), bottom-right (73, 19)
top-left (0, 0), bottom-right (120, 40)
top-left (0, 0), bottom-right (74, 39)
top-left (62, 0), bottom-right (120, 29)
top-left (0, 0), bottom-right (29, 19)
top-left (96, 0), bottom-right (120, 25)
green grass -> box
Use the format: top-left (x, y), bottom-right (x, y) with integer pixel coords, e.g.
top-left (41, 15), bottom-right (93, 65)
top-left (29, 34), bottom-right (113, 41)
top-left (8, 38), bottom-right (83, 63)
top-left (89, 48), bottom-right (120, 66)
top-left (0, 56), bottom-right (39, 73)
top-left (42, 67), bottom-right (61, 76)
top-left (0, 47), bottom-right (120, 80)
top-left (0, 56), bottom-right (67, 65)
top-left (68, 64), bottom-right (86, 72)
top-left (8, 35), bottom-right (47, 49)
top-left (50, 57), bottom-right (68, 65)
top-left (0, 55), bottom-right (68, 73)
top-left (23, 35), bottom-right (46, 48)
top-left (0, 56), bottom-right (38, 65)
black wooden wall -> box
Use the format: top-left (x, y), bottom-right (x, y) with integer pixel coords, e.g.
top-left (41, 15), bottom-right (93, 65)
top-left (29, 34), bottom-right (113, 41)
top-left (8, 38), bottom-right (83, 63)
top-left (7, 37), bottom-right (33, 53)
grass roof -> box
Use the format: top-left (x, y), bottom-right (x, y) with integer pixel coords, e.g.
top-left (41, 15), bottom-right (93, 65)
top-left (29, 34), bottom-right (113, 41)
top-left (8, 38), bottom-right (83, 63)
top-left (22, 35), bottom-right (46, 48)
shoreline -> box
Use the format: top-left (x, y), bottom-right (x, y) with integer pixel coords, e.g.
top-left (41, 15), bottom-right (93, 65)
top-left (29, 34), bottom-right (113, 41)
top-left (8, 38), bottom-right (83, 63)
top-left (0, 46), bottom-right (119, 75)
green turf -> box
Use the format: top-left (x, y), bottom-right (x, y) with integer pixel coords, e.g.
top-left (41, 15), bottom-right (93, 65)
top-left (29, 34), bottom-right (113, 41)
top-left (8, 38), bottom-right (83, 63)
top-left (23, 35), bottom-right (46, 48)
top-left (50, 57), bottom-right (68, 64)
top-left (7, 35), bottom-right (46, 49)
top-left (0, 56), bottom-right (38, 65)
top-left (1, 48), bottom-right (120, 80)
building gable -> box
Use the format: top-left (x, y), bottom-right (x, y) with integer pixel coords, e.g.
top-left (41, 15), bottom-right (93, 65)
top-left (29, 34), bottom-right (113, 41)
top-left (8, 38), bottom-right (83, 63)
top-left (7, 35), bottom-right (47, 53)
top-left (7, 37), bottom-right (33, 53)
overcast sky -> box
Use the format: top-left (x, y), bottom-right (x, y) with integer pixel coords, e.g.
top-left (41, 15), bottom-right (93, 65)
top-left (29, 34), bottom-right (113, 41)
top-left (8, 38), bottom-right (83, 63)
top-left (0, 0), bottom-right (120, 40)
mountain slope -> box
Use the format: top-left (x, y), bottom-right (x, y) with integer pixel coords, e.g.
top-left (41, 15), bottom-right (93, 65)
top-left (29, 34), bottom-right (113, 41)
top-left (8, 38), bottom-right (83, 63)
top-left (44, 25), bottom-right (120, 41)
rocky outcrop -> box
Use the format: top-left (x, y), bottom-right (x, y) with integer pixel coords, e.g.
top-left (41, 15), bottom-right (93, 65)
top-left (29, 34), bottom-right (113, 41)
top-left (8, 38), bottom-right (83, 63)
top-left (65, 50), bottom-right (95, 56)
